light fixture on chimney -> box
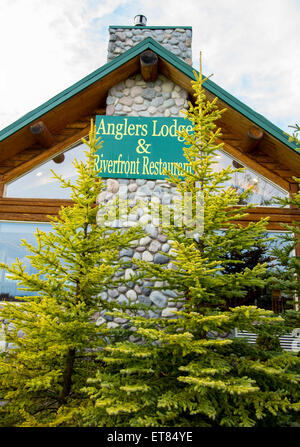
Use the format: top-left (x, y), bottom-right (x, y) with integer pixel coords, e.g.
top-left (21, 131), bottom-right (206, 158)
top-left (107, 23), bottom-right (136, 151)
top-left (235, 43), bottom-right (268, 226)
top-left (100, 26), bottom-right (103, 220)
top-left (134, 15), bottom-right (147, 26)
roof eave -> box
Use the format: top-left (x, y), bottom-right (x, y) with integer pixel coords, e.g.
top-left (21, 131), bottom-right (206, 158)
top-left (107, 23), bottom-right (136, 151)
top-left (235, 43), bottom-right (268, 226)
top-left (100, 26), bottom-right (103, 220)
top-left (0, 37), bottom-right (298, 155)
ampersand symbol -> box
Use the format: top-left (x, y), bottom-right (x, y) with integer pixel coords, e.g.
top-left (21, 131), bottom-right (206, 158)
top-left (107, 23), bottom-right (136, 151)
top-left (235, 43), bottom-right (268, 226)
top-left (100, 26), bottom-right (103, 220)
top-left (136, 138), bottom-right (151, 154)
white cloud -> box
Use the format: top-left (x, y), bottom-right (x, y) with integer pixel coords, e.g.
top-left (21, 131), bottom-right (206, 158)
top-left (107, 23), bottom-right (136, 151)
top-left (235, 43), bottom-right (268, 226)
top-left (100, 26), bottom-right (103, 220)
top-left (142, 0), bottom-right (300, 131)
top-left (0, 0), bottom-right (299, 134)
top-left (0, 0), bottom-right (128, 128)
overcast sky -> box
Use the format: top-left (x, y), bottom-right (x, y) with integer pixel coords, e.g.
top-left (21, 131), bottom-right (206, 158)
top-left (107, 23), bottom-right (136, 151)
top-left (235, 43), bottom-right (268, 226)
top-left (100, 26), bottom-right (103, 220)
top-left (1, 0), bottom-right (299, 134)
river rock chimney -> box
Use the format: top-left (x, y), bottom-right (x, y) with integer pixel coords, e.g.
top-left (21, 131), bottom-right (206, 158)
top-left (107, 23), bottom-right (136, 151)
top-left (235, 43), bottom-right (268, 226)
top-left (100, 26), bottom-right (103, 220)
top-left (107, 17), bottom-right (192, 65)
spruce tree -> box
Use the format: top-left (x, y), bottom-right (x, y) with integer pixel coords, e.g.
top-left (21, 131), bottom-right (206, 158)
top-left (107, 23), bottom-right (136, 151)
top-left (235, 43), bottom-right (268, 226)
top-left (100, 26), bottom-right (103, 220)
top-left (287, 123), bottom-right (300, 148)
top-left (265, 127), bottom-right (300, 328)
top-left (0, 123), bottom-right (143, 426)
top-left (271, 184), bottom-right (300, 331)
top-left (81, 68), bottom-right (300, 427)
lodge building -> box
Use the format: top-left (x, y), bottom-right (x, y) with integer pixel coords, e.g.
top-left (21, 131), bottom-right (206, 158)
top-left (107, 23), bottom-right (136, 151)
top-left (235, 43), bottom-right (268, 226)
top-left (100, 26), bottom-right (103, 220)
top-left (0, 16), bottom-right (299, 318)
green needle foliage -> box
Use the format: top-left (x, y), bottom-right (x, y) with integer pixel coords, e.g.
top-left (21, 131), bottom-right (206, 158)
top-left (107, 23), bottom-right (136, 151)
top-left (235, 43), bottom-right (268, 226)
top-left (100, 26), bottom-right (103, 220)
top-left (81, 68), bottom-right (300, 427)
top-left (82, 307), bottom-right (299, 427)
top-left (287, 123), bottom-right (300, 149)
top-left (0, 123), bottom-right (143, 427)
top-left (272, 186), bottom-right (300, 331)
top-left (270, 128), bottom-right (300, 329)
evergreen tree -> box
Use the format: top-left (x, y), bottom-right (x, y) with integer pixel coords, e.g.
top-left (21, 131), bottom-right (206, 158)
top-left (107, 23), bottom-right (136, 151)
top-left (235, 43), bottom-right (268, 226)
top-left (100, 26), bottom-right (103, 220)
top-left (272, 184), bottom-right (300, 332)
top-left (81, 68), bottom-right (300, 427)
top-left (0, 124), bottom-right (143, 426)
top-left (267, 126), bottom-right (300, 327)
top-left (287, 123), bottom-right (300, 148)
top-left (222, 242), bottom-right (272, 309)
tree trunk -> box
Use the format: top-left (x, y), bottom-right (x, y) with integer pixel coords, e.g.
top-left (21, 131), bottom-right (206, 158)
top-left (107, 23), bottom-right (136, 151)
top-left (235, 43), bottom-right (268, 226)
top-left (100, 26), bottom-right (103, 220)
top-left (58, 219), bottom-right (88, 405)
top-left (59, 348), bottom-right (76, 405)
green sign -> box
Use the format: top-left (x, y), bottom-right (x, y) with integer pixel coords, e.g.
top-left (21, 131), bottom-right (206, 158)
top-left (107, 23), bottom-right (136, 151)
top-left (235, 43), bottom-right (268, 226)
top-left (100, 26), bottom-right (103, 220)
top-left (95, 116), bottom-right (193, 179)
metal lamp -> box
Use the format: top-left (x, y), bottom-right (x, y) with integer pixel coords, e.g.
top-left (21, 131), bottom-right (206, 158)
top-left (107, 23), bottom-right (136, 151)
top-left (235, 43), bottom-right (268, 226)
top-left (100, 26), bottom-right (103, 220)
top-left (134, 15), bottom-right (147, 26)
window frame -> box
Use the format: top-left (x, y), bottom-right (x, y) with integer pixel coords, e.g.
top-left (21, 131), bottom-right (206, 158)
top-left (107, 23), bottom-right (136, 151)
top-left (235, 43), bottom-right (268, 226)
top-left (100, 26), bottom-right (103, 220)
top-left (0, 220), bottom-right (53, 303)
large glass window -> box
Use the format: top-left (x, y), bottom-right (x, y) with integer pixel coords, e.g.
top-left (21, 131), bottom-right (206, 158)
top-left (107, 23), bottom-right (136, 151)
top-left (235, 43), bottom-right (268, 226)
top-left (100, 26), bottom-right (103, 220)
top-left (5, 139), bottom-right (287, 206)
top-left (214, 150), bottom-right (288, 206)
top-left (0, 221), bottom-right (52, 301)
top-left (5, 140), bottom-right (86, 199)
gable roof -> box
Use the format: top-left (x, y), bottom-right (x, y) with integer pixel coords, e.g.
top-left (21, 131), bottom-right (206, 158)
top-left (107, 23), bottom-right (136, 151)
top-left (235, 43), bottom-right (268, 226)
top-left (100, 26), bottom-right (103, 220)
top-left (0, 37), bottom-right (299, 191)
top-left (0, 37), bottom-right (298, 153)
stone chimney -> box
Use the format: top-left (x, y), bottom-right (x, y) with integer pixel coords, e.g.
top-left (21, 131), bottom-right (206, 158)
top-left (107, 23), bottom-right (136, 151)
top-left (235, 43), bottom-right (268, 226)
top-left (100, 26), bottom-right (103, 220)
top-left (107, 16), bottom-right (192, 65)
top-left (98, 18), bottom-right (193, 324)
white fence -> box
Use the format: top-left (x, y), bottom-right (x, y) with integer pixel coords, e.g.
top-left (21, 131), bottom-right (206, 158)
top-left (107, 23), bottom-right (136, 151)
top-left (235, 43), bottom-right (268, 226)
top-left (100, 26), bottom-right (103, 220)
top-left (234, 329), bottom-right (300, 352)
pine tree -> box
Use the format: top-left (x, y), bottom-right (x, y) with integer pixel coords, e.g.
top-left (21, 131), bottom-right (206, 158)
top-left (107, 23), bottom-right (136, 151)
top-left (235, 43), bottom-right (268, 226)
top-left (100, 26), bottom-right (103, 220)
top-left (287, 123), bottom-right (300, 148)
top-left (271, 175), bottom-right (300, 331)
top-left (81, 67), bottom-right (300, 427)
top-left (0, 123), bottom-right (143, 426)
top-left (278, 121), bottom-right (300, 305)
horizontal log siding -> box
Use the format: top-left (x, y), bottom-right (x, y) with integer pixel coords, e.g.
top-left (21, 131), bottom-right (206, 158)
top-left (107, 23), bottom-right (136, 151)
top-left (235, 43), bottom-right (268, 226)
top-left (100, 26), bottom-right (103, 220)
top-left (0, 199), bottom-right (299, 229)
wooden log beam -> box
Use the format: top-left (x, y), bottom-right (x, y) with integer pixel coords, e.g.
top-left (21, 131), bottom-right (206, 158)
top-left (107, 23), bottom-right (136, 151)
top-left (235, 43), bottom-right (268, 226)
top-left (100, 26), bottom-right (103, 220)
top-left (140, 51), bottom-right (158, 82)
top-left (289, 182), bottom-right (299, 209)
top-left (53, 153), bottom-right (65, 164)
top-left (30, 121), bottom-right (55, 148)
top-left (0, 182), bottom-right (4, 198)
top-left (242, 126), bottom-right (264, 153)
top-left (3, 125), bottom-right (90, 184)
top-left (0, 197), bottom-right (298, 230)
top-left (94, 108), bottom-right (107, 115)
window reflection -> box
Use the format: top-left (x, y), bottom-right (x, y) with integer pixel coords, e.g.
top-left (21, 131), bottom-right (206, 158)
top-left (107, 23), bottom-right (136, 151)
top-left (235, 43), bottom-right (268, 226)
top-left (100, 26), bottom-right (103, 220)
top-left (5, 141), bottom-right (287, 206)
top-left (214, 150), bottom-right (288, 206)
top-left (0, 222), bottom-right (52, 301)
top-left (6, 141), bottom-right (86, 199)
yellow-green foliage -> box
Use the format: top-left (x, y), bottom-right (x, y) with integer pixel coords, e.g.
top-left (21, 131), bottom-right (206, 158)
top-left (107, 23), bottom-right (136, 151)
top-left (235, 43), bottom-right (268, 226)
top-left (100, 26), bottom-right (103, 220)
top-left (81, 68), bottom-right (300, 427)
top-left (0, 124), bottom-right (143, 427)
top-left (81, 306), bottom-right (299, 427)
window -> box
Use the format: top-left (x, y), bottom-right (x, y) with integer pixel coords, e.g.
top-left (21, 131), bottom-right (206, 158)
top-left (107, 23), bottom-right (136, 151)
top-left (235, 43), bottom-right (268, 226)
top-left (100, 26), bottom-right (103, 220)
top-left (223, 231), bottom-right (295, 312)
top-left (214, 150), bottom-right (288, 206)
top-left (5, 140), bottom-right (87, 199)
top-left (0, 221), bottom-right (52, 301)
top-left (5, 141), bottom-right (287, 206)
